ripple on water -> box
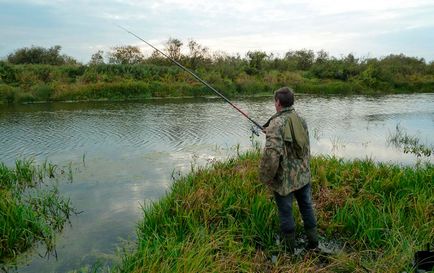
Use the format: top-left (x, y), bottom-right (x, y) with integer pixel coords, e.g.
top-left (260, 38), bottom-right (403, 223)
top-left (1, 95), bottom-right (433, 273)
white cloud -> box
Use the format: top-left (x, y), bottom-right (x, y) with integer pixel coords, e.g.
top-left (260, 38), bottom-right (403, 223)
top-left (305, 0), bottom-right (433, 14)
top-left (1, 0), bottom-right (433, 61)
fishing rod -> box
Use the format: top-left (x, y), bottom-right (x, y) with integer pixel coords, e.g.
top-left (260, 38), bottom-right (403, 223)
top-left (117, 25), bottom-right (264, 133)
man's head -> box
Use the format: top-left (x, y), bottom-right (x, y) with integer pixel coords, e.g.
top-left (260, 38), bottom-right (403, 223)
top-left (274, 87), bottom-right (294, 112)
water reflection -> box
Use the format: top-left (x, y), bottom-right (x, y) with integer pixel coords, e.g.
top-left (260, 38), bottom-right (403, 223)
top-left (0, 94), bottom-right (433, 272)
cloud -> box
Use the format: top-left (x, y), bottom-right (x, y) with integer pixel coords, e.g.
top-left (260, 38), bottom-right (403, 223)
top-left (0, 0), bottom-right (433, 62)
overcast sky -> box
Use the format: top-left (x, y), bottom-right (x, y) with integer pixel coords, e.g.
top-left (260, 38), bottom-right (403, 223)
top-left (1, 0), bottom-right (433, 63)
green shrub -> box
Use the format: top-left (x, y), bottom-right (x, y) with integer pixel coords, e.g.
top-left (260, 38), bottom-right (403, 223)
top-left (296, 80), bottom-right (365, 94)
top-left (235, 74), bottom-right (271, 94)
top-left (71, 81), bottom-right (152, 100)
top-left (0, 62), bottom-right (17, 84)
top-left (0, 84), bottom-right (17, 103)
top-left (32, 83), bottom-right (54, 101)
top-left (1, 49), bottom-right (433, 104)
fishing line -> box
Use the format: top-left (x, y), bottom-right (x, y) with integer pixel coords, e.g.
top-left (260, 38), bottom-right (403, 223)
top-left (117, 25), bottom-right (264, 134)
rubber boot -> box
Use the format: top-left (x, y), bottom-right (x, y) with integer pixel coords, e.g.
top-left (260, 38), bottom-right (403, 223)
top-left (305, 228), bottom-right (319, 250)
top-left (282, 232), bottom-right (296, 254)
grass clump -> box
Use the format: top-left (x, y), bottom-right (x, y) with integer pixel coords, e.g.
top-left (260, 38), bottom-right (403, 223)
top-left (117, 151), bottom-right (433, 272)
top-left (311, 156), bottom-right (433, 272)
top-left (387, 124), bottom-right (433, 157)
top-left (0, 159), bottom-right (75, 265)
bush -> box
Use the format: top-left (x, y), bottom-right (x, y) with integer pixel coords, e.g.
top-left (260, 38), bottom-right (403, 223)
top-left (59, 65), bottom-right (86, 82)
top-left (7, 45), bottom-right (77, 65)
top-left (73, 81), bottom-right (152, 100)
top-left (0, 62), bottom-right (17, 84)
top-left (235, 74), bottom-right (271, 94)
top-left (15, 92), bottom-right (36, 103)
top-left (32, 84), bottom-right (54, 101)
top-left (295, 80), bottom-right (365, 95)
top-left (34, 66), bottom-right (52, 83)
top-left (1, 49), bottom-right (433, 104)
top-left (0, 84), bottom-right (17, 103)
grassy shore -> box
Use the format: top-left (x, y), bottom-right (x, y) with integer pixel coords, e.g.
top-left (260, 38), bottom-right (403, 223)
top-left (2, 76), bottom-right (432, 105)
top-left (116, 151), bottom-right (433, 272)
top-left (1, 61), bottom-right (433, 104)
top-left (0, 159), bottom-right (75, 266)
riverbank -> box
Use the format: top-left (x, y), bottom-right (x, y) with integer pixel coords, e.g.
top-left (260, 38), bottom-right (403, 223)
top-left (116, 151), bottom-right (433, 272)
top-left (2, 78), bottom-right (432, 105)
top-left (1, 61), bottom-right (433, 104)
top-left (0, 160), bottom-right (74, 267)
top-left (2, 94), bottom-right (433, 272)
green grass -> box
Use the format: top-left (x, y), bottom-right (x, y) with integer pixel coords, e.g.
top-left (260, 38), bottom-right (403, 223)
top-left (387, 124), bottom-right (433, 157)
top-left (116, 151), bottom-right (433, 272)
top-left (1, 60), bottom-right (433, 104)
top-left (0, 159), bottom-right (75, 265)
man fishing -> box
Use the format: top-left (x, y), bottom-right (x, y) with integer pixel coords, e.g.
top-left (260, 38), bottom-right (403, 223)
top-left (121, 26), bottom-right (319, 257)
top-left (260, 87), bottom-right (318, 253)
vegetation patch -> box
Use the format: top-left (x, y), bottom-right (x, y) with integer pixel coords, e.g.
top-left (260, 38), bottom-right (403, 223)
top-left (116, 151), bottom-right (433, 272)
top-left (388, 124), bottom-right (433, 158)
top-left (0, 159), bottom-right (75, 266)
top-left (1, 44), bottom-right (433, 104)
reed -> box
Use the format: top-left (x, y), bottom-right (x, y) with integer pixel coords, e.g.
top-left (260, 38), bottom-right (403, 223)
top-left (116, 151), bottom-right (433, 272)
top-left (388, 124), bottom-right (433, 157)
top-left (0, 159), bottom-right (75, 265)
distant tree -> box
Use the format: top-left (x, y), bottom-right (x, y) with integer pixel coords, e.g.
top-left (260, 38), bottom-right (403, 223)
top-left (429, 61), bottom-right (434, 75)
top-left (315, 50), bottom-right (329, 64)
top-left (108, 45), bottom-right (144, 64)
top-left (310, 53), bottom-right (361, 81)
top-left (379, 54), bottom-right (426, 75)
top-left (285, 49), bottom-right (315, 70)
top-left (165, 38), bottom-right (183, 61)
top-left (212, 51), bottom-right (244, 80)
top-left (62, 56), bottom-right (78, 65)
top-left (89, 50), bottom-right (105, 65)
top-left (344, 53), bottom-right (357, 64)
top-left (245, 51), bottom-right (268, 75)
top-left (187, 39), bottom-right (210, 70)
top-left (340, 53), bottom-right (361, 80)
top-left (7, 45), bottom-right (77, 65)
top-left (145, 50), bottom-right (170, 66)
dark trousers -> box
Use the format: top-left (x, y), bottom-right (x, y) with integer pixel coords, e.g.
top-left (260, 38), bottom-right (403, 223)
top-left (274, 183), bottom-right (317, 235)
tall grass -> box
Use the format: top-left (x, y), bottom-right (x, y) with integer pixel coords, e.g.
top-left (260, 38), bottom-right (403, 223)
top-left (0, 159), bottom-right (75, 265)
top-left (1, 59), bottom-right (433, 104)
top-left (116, 151), bottom-right (433, 272)
top-left (387, 124), bottom-right (433, 157)
top-left (311, 156), bottom-right (433, 272)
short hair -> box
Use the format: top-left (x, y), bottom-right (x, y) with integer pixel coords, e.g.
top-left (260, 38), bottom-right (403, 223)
top-left (274, 87), bottom-right (294, 107)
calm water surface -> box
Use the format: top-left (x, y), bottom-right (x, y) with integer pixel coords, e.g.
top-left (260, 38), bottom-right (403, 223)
top-left (0, 94), bottom-right (433, 272)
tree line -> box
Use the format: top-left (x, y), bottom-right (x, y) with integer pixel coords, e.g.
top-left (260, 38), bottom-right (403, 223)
top-left (1, 39), bottom-right (433, 103)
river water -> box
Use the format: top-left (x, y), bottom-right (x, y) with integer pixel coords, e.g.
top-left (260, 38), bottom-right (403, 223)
top-left (0, 93), bottom-right (433, 272)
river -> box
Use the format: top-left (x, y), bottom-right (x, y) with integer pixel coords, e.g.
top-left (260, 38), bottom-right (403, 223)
top-left (0, 93), bottom-right (433, 272)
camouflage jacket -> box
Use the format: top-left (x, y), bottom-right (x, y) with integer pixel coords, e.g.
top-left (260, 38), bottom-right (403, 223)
top-left (259, 107), bottom-right (311, 196)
